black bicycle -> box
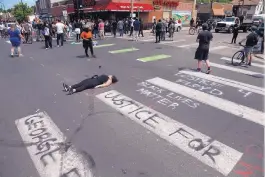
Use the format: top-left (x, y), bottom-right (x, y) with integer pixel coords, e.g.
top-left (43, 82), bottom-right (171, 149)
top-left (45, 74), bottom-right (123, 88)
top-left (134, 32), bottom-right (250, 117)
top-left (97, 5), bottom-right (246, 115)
top-left (189, 26), bottom-right (202, 35)
top-left (231, 43), bottom-right (248, 66)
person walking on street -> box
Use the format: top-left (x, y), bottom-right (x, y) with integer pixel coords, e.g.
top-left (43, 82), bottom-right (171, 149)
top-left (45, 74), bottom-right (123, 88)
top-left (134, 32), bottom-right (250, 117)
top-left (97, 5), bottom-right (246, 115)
top-left (81, 26), bottom-right (96, 58)
top-left (117, 19), bottom-right (124, 37)
top-left (98, 19), bottom-right (105, 40)
top-left (22, 21), bottom-right (31, 43)
top-left (194, 23), bottom-right (213, 74)
top-left (231, 20), bottom-right (239, 44)
top-left (155, 19), bottom-right (162, 43)
top-left (112, 20), bottom-right (117, 38)
top-left (129, 18), bottom-right (134, 36)
top-left (8, 24), bottom-right (24, 57)
top-left (161, 19), bottom-right (166, 41)
top-left (44, 23), bottom-right (53, 49)
top-left (74, 20), bottom-right (82, 42)
top-left (56, 19), bottom-right (65, 47)
top-left (138, 19), bottom-right (144, 37)
top-left (133, 18), bottom-right (140, 41)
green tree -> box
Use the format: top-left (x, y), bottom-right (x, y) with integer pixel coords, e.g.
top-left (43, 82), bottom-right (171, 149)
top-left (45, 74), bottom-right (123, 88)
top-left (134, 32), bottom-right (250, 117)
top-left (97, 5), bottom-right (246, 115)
top-left (12, 2), bottom-right (33, 22)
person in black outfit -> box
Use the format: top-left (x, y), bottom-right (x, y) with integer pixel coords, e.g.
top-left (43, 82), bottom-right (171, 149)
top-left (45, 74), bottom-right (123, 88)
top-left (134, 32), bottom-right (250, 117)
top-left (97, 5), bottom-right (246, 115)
top-left (155, 19), bottom-right (162, 43)
top-left (112, 20), bottom-right (117, 38)
top-left (190, 18), bottom-right (194, 27)
top-left (138, 19), bottom-right (144, 37)
top-left (63, 75), bottom-right (118, 95)
top-left (231, 20), bottom-right (239, 43)
top-left (74, 20), bottom-right (82, 42)
top-left (194, 23), bottom-right (213, 74)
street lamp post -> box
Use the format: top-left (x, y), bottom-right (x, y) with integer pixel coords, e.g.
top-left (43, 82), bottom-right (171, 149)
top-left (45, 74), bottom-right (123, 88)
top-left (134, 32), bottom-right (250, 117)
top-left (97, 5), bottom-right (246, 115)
top-left (130, 0), bottom-right (133, 18)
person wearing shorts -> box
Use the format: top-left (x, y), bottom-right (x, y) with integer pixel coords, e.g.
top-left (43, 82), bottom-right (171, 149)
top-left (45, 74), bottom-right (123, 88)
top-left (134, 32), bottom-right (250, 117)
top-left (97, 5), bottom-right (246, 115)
top-left (98, 19), bottom-right (104, 40)
top-left (194, 23), bottom-right (213, 74)
top-left (239, 26), bottom-right (259, 66)
top-left (8, 24), bottom-right (24, 57)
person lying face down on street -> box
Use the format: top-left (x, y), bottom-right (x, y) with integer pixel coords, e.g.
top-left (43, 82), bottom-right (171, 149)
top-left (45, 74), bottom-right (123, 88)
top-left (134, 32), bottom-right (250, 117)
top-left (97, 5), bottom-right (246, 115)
top-left (63, 74), bottom-right (118, 95)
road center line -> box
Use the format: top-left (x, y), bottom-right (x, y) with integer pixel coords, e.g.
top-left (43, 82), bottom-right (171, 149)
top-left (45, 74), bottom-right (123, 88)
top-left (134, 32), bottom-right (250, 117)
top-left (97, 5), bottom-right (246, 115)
top-left (178, 43), bottom-right (198, 48)
top-left (147, 77), bottom-right (265, 126)
top-left (209, 46), bottom-right (228, 51)
top-left (137, 54), bottom-right (171, 62)
top-left (161, 39), bottom-right (186, 44)
top-left (15, 112), bottom-right (95, 177)
top-left (97, 90), bottom-right (243, 176)
top-left (109, 48), bottom-right (139, 54)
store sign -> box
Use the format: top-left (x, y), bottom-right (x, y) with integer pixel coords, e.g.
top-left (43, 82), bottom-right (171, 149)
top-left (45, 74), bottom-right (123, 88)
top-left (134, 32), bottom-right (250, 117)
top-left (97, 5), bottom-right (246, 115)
top-left (153, 0), bottom-right (179, 7)
top-left (120, 5), bottom-right (144, 9)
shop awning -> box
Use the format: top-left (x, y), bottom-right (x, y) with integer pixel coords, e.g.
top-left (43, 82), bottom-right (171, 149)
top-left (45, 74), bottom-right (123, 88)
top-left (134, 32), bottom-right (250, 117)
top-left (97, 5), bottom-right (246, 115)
top-left (212, 8), bottom-right (225, 16)
top-left (84, 2), bottom-right (154, 12)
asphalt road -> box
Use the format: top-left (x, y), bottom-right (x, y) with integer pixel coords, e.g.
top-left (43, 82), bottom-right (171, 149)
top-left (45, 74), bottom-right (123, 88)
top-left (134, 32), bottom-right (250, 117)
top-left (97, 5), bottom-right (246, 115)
top-left (0, 32), bottom-right (264, 177)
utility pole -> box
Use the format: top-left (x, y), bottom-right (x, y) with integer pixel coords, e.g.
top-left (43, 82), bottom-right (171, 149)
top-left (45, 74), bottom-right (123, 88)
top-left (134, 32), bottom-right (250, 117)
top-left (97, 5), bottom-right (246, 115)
top-left (21, 0), bottom-right (25, 21)
top-left (130, 0), bottom-right (134, 18)
top-left (192, 0), bottom-right (197, 20)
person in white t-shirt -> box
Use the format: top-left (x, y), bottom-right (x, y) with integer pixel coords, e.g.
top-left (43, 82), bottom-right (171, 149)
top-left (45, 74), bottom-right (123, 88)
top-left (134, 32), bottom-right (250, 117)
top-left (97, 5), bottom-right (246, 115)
top-left (0, 22), bottom-right (4, 37)
top-left (56, 19), bottom-right (65, 47)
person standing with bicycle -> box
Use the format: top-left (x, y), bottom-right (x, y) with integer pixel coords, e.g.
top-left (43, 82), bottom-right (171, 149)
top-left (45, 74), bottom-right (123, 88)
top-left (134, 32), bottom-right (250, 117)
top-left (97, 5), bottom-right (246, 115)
top-left (239, 26), bottom-right (259, 66)
top-left (194, 23), bottom-right (213, 74)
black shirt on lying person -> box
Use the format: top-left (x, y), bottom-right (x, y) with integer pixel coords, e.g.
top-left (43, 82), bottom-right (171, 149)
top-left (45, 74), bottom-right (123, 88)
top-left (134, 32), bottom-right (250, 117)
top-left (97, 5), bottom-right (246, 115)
top-left (63, 74), bottom-right (118, 95)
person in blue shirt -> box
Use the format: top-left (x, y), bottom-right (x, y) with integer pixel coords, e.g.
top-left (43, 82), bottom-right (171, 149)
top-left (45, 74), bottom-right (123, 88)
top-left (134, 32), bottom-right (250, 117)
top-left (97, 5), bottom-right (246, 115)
top-left (8, 24), bottom-right (24, 57)
top-left (133, 18), bottom-right (140, 41)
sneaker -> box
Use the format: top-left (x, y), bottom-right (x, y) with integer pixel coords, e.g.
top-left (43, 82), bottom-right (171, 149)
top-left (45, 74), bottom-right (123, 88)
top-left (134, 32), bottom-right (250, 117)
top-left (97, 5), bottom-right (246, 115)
top-left (68, 88), bottom-right (74, 95)
top-left (57, 45), bottom-right (60, 47)
top-left (63, 83), bottom-right (70, 92)
top-left (248, 62), bottom-right (251, 66)
top-left (45, 48), bottom-right (48, 50)
top-left (206, 69), bottom-right (212, 74)
top-left (92, 55), bottom-right (96, 58)
top-left (197, 68), bottom-right (201, 72)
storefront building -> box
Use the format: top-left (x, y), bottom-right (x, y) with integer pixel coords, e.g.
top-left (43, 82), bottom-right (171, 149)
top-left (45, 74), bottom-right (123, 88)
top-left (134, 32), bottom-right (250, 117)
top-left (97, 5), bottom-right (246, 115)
top-left (67, 0), bottom-right (193, 23)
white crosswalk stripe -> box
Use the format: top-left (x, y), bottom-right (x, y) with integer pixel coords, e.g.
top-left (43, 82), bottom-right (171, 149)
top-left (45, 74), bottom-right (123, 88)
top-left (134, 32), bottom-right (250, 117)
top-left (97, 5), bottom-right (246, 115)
top-left (177, 70), bottom-right (265, 96)
top-left (210, 62), bottom-right (264, 77)
top-left (220, 57), bottom-right (265, 68)
top-left (147, 77), bottom-right (265, 126)
top-left (97, 90), bottom-right (243, 176)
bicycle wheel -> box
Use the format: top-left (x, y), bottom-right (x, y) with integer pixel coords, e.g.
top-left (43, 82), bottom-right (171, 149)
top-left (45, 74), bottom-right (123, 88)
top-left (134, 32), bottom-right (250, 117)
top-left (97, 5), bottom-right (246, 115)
top-left (232, 51), bottom-right (244, 66)
top-left (189, 28), bottom-right (195, 35)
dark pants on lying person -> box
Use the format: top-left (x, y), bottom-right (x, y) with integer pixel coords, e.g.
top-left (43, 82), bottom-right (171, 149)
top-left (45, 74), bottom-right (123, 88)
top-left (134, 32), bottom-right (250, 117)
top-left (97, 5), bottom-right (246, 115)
top-left (83, 39), bottom-right (94, 56)
top-left (72, 78), bottom-right (98, 92)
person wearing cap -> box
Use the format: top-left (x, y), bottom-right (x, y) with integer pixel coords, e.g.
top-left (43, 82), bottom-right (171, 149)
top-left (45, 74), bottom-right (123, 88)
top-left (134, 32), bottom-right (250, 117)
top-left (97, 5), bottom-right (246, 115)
top-left (194, 23), bottom-right (213, 74)
top-left (239, 26), bottom-right (259, 66)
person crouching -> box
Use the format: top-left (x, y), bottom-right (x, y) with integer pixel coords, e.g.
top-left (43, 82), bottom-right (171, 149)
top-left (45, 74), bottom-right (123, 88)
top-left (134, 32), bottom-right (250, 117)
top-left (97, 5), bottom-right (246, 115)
top-left (81, 27), bottom-right (96, 58)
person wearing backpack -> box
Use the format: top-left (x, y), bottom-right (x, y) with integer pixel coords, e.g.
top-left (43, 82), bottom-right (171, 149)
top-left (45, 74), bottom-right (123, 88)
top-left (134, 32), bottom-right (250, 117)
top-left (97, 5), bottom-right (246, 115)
top-left (44, 23), bottom-right (52, 49)
top-left (239, 26), bottom-right (259, 66)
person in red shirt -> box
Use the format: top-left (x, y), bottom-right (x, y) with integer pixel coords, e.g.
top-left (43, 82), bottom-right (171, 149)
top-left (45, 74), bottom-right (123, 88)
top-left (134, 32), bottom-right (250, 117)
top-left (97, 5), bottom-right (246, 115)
top-left (80, 27), bottom-right (96, 58)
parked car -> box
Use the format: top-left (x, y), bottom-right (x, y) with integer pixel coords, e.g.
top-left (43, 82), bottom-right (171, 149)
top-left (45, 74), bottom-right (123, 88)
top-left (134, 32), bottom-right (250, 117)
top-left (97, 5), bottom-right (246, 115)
top-left (174, 20), bottom-right (182, 32)
top-left (5, 23), bottom-right (16, 29)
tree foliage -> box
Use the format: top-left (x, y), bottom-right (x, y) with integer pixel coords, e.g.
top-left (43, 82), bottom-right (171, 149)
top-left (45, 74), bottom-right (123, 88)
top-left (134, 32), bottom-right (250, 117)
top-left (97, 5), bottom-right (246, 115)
top-left (13, 2), bottom-right (33, 22)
